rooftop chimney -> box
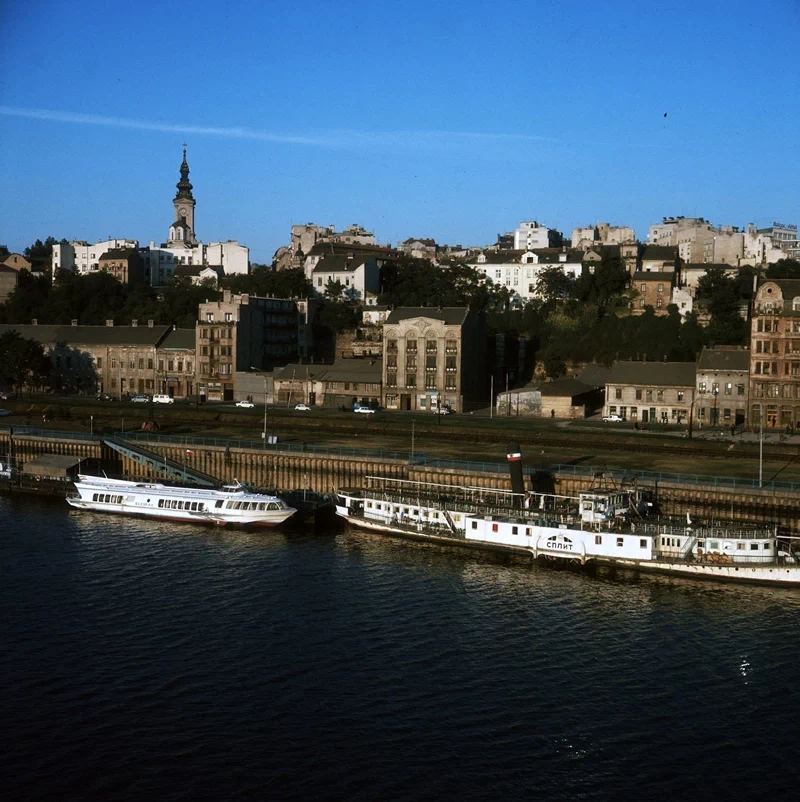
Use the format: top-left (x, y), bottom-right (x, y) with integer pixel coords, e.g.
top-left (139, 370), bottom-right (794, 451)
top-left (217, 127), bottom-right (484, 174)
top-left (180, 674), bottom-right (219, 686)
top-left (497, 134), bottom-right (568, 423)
top-left (71, 319), bottom-right (78, 326)
top-left (106, 320), bottom-right (114, 327)
top-left (31, 319), bottom-right (38, 326)
top-left (147, 319), bottom-right (154, 328)
top-left (131, 319), bottom-right (138, 327)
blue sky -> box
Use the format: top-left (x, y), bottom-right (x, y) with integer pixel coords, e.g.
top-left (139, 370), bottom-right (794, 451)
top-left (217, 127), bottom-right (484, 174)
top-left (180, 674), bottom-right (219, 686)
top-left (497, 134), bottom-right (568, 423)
top-left (1, 0), bottom-right (798, 263)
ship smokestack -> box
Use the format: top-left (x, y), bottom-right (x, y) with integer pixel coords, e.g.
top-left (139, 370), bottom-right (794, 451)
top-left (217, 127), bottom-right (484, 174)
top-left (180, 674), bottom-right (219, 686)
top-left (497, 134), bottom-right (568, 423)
top-left (506, 442), bottom-right (525, 505)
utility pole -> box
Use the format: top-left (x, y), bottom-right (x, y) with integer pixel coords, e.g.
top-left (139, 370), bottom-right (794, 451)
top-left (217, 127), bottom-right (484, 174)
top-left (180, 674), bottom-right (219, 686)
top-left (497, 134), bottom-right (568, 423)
top-left (506, 372), bottom-right (510, 416)
top-left (490, 375), bottom-right (494, 419)
top-left (263, 374), bottom-right (267, 449)
top-left (411, 420), bottom-right (415, 464)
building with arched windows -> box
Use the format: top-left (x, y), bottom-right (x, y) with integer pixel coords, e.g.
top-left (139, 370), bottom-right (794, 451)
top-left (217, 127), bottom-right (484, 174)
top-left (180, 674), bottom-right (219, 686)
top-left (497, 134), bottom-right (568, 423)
top-left (381, 307), bottom-right (486, 413)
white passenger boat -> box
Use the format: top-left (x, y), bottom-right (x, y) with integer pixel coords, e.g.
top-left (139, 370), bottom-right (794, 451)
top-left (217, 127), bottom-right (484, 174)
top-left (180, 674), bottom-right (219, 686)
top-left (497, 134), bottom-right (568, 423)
top-left (335, 477), bottom-right (800, 586)
top-left (67, 475), bottom-right (296, 527)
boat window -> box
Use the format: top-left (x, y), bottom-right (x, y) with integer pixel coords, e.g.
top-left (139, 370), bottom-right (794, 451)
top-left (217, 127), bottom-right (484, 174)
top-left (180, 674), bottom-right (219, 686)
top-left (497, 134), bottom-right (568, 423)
top-left (471, 521), bottom-right (477, 529)
top-left (268, 502), bottom-right (278, 510)
top-left (191, 502), bottom-right (197, 511)
top-left (216, 500), bottom-right (223, 508)
top-left (433, 512), bottom-right (439, 519)
top-left (367, 502), bottom-right (372, 509)
top-left (258, 503), bottom-right (266, 511)
top-left (526, 528), bottom-right (532, 537)
top-left (454, 515), bottom-right (461, 522)
top-left (198, 504), bottom-right (204, 511)
top-left (616, 537), bottom-right (624, 547)
top-left (764, 543), bottom-right (771, 549)
top-left (750, 543), bottom-right (759, 551)
top-left (737, 543), bottom-right (745, 550)
top-left (697, 540), bottom-right (705, 549)
top-left (710, 541), bottom-right (719, 550)
top-left (595, 535), bottom-right (602, 545)
top-left (178, 501), bottom-right (184, 510)
top-left (158, 499), bottom-right (163, 508)
top-left (93, 494), bottom-right (98, 501)
top-left (492, 523), bottom-right (498, 532)
top-left (640, 539), bottom-right (647, 549)
top-left (512, 526), bottom-right (518, 535)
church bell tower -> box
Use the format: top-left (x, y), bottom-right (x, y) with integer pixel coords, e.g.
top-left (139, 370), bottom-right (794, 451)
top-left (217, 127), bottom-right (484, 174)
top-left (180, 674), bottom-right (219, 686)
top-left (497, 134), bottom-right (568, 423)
top-left (169, 145), bottom-right (197, 245)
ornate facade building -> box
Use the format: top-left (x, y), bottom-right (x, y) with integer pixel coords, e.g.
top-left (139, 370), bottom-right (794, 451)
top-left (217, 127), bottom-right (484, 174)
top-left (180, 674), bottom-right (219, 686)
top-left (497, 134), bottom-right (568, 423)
top-left (749, 278), bottom-right (800, 428)
top-left (381, 307), bottom-right (487, 413)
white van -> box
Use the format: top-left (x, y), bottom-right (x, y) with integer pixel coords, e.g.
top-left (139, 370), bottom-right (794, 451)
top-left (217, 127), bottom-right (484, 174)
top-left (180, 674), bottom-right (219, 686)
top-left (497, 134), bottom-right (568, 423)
top-left (152, 394), bottom-right (174, 404)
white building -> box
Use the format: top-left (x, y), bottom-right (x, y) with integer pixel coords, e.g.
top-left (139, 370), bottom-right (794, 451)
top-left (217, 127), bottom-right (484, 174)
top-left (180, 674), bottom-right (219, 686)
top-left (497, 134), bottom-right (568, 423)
top-left (52, 150), bottom-right (249, 285)
top-left (513, 221), bottom-right (562, 251)
top-left (469, 249), bottom-right (583, 304)
top-left (311, 254), bottom-right (381, 304)
top-left (52, 239), bottom-right (139, 276)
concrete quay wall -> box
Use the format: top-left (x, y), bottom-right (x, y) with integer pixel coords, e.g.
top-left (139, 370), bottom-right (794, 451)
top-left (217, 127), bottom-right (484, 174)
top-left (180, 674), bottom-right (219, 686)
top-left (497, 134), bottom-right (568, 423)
top-left (2, 430), bottom-right (799, 533)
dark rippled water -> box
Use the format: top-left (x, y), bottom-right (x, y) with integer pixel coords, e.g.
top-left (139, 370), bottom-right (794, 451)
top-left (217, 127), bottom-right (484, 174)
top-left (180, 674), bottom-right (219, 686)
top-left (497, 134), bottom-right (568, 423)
top-left (2, 495), bottom-right (800, 801)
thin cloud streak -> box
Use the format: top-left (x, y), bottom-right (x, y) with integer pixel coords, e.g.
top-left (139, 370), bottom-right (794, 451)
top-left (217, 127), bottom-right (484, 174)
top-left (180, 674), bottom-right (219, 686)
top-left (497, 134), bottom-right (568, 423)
top-left (0, 105), bottom-right (558, 149)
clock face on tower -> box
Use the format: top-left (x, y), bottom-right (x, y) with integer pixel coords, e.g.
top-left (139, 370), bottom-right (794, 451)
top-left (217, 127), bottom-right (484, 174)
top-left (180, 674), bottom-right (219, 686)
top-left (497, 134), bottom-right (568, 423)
top-left (179, 207), bottom-right (189, 219)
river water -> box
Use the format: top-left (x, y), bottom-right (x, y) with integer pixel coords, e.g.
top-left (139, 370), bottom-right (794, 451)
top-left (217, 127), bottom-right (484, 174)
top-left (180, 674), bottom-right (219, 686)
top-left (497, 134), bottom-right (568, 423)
top-left (2, 494), bottom-right (799, 801)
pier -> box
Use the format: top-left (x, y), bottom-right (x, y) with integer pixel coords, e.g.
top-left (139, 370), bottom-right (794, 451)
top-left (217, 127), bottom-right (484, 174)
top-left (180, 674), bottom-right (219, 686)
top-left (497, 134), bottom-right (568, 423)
top-left (4, 425), bottom-right (800, 533)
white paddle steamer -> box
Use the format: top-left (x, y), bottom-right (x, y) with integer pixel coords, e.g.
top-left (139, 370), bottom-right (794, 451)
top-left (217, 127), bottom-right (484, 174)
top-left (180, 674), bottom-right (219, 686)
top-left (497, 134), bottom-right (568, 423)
top-left (335, 476), bottom-right (800, 586)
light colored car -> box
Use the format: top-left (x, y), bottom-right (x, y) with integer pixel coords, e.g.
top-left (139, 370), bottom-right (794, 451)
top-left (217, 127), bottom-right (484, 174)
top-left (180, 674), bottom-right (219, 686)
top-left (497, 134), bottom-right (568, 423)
top-left (236, 400), bottom-right (255, 408)
top-left (131, 394), bottom-right (150, 403)
top-left (294, 403), bottom-right (310, 411)
top-left (354, 406), bottom-right (375, 414)
top-left (602, 414), bottom-right (623, 422)
top-left (433, 407), bottom-right (452, 415)
top-left (152, 394), bottom-right (174, 404)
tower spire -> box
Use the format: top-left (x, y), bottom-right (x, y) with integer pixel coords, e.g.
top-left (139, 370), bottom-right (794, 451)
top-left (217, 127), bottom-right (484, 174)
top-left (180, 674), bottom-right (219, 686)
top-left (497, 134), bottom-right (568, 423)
top-left (175, 144), bottom-right (194, 200)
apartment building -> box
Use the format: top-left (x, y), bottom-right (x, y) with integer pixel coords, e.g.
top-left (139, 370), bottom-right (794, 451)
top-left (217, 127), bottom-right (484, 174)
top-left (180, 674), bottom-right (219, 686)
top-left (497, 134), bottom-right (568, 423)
top-left (749, 279), bottom-right (800, 428)
top-left (605, 361), bottom-right (695, 424)
top-left (382, 307), bottom-right (486, 413)
top-left (695, 347), bottom-right (749, 427)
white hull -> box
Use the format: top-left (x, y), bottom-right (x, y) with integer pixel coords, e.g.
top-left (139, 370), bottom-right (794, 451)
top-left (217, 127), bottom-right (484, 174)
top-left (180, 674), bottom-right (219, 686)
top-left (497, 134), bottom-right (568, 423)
top-left (337, 507), bottom-right (800, 587)
top-left (68, 475), bottom-right (296, 528)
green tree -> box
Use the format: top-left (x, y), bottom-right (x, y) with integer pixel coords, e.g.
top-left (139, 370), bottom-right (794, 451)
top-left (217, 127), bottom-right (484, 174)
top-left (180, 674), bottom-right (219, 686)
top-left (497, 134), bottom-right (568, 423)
top-left (765, 259), bottom-right (800, 279)
top-left (0, 331), bottom-right (50, 392)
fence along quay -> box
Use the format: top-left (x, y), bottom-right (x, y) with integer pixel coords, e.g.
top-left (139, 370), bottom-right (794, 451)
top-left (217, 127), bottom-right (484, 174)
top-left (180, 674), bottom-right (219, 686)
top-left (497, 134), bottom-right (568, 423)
top-left (3, 426), bottom-right (800, 535)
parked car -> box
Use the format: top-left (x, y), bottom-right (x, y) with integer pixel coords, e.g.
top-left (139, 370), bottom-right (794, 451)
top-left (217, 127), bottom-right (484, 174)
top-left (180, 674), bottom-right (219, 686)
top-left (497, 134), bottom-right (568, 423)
top-left (433, 407), bottom-right (452, 415)
top-left (0, 408), bottom-right (11, 417)
top-left (96, 393), bottom-right (113, 401)
top-left (294, 403), bottom-right (310, 411)
top-left (602, 414), bottom-right (623, 422)
top-left (131, 394), bottom-right (150, 403)
top-left (152, 394), bottom-right (174, 404)
top-left (354, 406), bottom-right (375, 414)
top-left (0, 392), bottom-right (9, 400)
top-left (236, 400), bottom-right (255, 408)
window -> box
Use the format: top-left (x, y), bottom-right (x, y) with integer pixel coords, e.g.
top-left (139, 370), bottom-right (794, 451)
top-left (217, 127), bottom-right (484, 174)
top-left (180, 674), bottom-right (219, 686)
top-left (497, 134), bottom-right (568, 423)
top-left (615, 388), bottom-right (622, 400)
top-left (657, 283), bottom-right (664, 292)
top-left (640, 539), bottom-right (647, 549)
top-left (616, 537), bottom-right (624, 547)
top-left (640, 283), bottom-right (646, 292)
top-left (657, 390), bottom-right (664, 401)
top-left (387, 339), bottom-right (398, 353)
top-left (737, 384), bottom-right (745, 396)
top-left (387, 372), bottom-right (397, 388)
top-left (129, 360), bottom-right (135, 369)
top-left (225, 312), bottom-right (232, 322)
top-left (677, 391), bottom-right (684, 402)
top-left (206, 313), bottom-right (214, 322)
top-left (492, 523), bottom-right (498, 532)
top-left (111, 358), bottom-right (117, 369)
top-left (646, 389), bottom-right (653, 401)
top-left (750, 543), bottom-right (759, 551)
top-left (406, 373), bottom-right (416, 388)
top-left (159, 360), bottom-right (164, 371)
top-left (595, 535), bottom-right (602, 545)
top-left (148, 358), bottom-right (153, 370)
top-left (471, 521), bottom-right (478, 529)
top-left (512, 526), bottom-right (518, 535)
top-left (426, 339), bottom-right (437, 353)
top-left (635, 389), bottom-right (642, 401)
top-left (445, 375), bottom-right (456, 390)
top-left (168, 360), bottom-right (174, 371)
top-left (96, 357), bottom-right (103, 369)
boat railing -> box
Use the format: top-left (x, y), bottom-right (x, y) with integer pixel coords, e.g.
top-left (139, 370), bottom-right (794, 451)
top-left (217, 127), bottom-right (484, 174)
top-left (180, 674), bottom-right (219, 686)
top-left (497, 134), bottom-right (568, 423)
top-left (635, 522), bottom-right (774, 540)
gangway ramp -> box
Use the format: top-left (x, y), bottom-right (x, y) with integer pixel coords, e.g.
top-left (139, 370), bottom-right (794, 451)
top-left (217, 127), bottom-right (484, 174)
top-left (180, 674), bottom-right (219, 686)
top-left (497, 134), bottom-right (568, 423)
top-left (104, 435), bottom-right (218, 487)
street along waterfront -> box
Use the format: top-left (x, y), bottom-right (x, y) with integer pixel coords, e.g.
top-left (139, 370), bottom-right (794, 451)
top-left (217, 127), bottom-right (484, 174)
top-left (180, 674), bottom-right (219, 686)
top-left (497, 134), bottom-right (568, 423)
top-left (2, 494), bottom-right (800, 801)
